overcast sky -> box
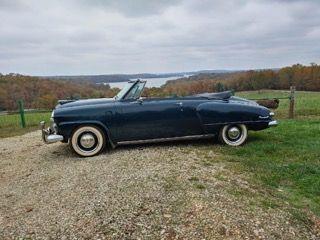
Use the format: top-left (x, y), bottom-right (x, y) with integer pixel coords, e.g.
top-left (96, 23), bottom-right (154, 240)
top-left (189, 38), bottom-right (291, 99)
top-left (0, 0), bottom-right (319, 75)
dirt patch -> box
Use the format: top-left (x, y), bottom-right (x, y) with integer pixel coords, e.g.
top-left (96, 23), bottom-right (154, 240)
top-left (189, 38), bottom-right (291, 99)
top-left (0, 131), bottom-right (316, 239)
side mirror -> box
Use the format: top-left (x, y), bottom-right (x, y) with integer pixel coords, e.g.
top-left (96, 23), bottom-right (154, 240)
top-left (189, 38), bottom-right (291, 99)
top-left (136, 98), bottom-right (143, 104)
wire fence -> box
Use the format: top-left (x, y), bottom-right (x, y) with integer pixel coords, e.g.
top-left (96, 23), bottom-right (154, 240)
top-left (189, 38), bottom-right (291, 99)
top-left (247, 97), bottom-right (289, 101)
top-left (247, 86), bottom-right (295, 118)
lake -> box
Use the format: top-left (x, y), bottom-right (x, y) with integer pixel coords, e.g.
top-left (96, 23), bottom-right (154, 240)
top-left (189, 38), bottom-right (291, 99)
top-left (106, 75), bottom-right (189, 89)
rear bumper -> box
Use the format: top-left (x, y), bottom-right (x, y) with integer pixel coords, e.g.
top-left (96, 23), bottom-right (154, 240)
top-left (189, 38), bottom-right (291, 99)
top-left (40, 121), bottom-right (64, 144)
top-left (268, 120), bottom-right (278, 127)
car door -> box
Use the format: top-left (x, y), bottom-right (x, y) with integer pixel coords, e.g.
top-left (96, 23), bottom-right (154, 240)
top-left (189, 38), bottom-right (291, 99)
top-left (116, 98), bottom-right (187, 141)
top-left (178, 99), bottom-right (207, 136)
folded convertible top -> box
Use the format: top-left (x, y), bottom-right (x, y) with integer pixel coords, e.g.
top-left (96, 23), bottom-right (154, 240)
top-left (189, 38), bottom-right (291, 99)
top-left (58, 99), bottom-right (77, 105)
top-left (192, 90), bottom-right (233, 100)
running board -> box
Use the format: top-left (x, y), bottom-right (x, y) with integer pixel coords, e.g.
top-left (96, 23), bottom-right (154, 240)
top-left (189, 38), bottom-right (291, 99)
top-left (117, 134), bottom-right (215, 146)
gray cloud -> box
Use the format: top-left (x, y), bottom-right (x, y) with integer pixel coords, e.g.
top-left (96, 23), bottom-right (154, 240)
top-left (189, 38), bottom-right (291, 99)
top-left (0, 0), bottom-right (319, 75)
top-left (0, 0), bottom-right (26, 10)
top-left (77, 0), bottom-right (182, 17)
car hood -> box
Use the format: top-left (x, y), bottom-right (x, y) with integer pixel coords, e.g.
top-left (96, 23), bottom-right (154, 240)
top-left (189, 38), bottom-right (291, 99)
top-left (56, 98), bottom-right (115, 109)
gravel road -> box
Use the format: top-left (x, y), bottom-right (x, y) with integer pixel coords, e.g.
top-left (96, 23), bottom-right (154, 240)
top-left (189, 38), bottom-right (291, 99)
top-left (0, 131), bottom-right (317, 239)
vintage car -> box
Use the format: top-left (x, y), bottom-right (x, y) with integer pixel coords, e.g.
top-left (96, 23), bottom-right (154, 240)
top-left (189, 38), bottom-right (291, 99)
top-left (40, 79), bottom-right (277, 157)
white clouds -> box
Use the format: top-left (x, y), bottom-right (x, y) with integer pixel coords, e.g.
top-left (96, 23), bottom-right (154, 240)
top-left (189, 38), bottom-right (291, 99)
top-left (0, 0), bottom-right (319, 75)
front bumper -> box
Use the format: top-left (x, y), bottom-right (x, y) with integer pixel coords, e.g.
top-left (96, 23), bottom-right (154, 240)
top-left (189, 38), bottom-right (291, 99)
top-left (268, 120), bottom-right (278, 127)
top-left (40, 121), bottom-right (64, 144)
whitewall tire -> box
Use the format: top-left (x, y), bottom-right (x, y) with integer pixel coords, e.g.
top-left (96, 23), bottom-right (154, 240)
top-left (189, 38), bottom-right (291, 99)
top-left (219, 124), bottom-right (248, 146)
top-left (70, 125), bottom-right (106, 157)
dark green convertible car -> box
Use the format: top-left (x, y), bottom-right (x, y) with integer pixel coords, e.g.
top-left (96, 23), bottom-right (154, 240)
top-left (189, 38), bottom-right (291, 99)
top-left (41, 80), bottom-right (277, 157)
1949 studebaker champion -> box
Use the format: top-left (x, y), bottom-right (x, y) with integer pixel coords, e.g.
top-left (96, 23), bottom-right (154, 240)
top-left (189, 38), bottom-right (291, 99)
top-left (40, 79), bottom-right (278, 157)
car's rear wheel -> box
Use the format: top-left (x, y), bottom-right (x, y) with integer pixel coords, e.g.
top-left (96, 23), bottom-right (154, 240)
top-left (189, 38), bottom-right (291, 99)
top-left (70, 125), bottom-right (106, 157)
top-left (219, 124), bottom-right (248, 146)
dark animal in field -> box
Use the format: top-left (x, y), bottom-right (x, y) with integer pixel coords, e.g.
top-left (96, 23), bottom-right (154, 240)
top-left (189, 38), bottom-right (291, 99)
top-left (256, 99), bottom-right (279, 109)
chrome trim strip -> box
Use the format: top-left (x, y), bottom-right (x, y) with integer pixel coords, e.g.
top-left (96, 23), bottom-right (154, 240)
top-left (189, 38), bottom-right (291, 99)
top-left (204, 120), bottom-right (267, 126)
top-left (259, 116), bottom-right (269, 119)
top-left (117, 134), bottom-right (215, 145)
top-left (268, 120), bottom-right (278, 127)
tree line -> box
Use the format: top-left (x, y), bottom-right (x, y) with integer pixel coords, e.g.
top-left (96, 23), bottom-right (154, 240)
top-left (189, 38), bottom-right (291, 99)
top-left (0, 74), bottom-right (117, 111)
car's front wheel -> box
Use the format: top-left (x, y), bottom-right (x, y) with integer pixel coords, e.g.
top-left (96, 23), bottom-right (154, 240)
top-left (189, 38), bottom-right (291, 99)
top-left (219, 124), bottom-right (248, 146)
top-left (70, 125), bottom-right (106, 157)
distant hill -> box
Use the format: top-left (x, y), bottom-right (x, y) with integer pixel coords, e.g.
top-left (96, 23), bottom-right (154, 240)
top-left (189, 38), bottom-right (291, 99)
top-left (165, 72), bottom-right (242, 85)
top-left (155, 64), bottom-right (320, 97)
top-left (41, 70), bottom-right (233, 84)
top-left (43, 73), bottom-right (186, 84)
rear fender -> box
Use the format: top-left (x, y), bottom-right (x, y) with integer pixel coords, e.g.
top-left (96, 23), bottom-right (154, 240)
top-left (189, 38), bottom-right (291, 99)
top-left (196, 102), bottom-right (267, 133)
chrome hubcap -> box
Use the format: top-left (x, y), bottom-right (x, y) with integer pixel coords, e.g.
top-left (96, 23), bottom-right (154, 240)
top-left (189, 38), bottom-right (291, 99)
top-left (80, 133), bottom-right (95, 148)
top-left (227, 127), bottom-right (240, 140)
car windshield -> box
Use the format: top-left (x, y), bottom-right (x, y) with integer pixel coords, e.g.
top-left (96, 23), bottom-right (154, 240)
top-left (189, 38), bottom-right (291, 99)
top-left (124, 81), bottom-right (145, 99)
top-left (114, 81), bottom-right (146, 100)
top-left (114, 82), bottom-right (135, 100)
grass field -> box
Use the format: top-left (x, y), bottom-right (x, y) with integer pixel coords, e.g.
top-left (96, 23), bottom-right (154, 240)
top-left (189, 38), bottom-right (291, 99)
top-left (0, 111), bottom-right (51, 138)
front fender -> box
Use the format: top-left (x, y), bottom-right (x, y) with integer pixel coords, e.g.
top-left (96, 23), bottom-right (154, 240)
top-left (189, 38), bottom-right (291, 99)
top-left (58, 120), bottom-right (115, 148)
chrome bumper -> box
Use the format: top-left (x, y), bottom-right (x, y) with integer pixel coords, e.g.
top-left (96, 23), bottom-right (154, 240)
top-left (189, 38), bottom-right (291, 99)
top-left (40, 121), bottom-right (64, 144)
top-left (268, 120), bottom-right (278, 127)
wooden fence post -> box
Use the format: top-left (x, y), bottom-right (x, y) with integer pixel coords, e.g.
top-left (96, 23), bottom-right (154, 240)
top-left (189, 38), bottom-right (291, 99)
top-left (289, 86), bottom-right (295, 119)
top-left (18, 99), bottom-right (26, 128)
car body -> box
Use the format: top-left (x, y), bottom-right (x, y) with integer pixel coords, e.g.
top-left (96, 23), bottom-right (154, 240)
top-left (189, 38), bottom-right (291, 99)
top-left (41, 80), bottom-right (278, 157)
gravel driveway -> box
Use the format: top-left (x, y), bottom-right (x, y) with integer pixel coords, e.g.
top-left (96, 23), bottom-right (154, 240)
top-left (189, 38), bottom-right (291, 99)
top-left (0, 131), bottom-right (317, 239)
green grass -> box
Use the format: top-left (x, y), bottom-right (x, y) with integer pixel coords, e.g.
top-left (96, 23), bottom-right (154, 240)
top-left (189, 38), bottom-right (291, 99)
top-left (220, 120), bottom-right (320, 215)
top-left (223, 90), bottom-right (320, 217)
top-left (0, 111), bottom-right (51, 138)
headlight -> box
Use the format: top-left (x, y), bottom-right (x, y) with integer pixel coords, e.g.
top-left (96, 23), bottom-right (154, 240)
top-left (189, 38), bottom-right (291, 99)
top-left (270, 112), bottom-right (275, 117)
top-left (50, 118), bottom-right (58, 133)
top-left (50, 111), bottom-right (58, 133)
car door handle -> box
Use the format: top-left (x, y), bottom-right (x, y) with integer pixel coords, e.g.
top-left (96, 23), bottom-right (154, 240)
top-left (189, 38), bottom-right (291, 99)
top-left (175, 102), bottom-right (183, 106)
